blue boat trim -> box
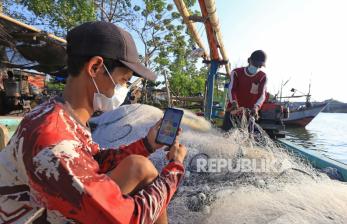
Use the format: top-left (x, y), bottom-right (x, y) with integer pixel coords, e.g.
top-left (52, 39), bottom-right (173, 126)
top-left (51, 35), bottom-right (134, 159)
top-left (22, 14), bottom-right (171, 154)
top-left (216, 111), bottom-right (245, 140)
top-left (277, 139), bottom-right (347, 182)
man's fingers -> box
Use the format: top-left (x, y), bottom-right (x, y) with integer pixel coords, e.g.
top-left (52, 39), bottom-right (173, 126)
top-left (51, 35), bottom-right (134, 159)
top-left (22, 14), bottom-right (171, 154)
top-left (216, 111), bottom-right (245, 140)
top-left (154, 119), bottom-right (162, 130)
top-left (176, 128), bottom-right (183, 137)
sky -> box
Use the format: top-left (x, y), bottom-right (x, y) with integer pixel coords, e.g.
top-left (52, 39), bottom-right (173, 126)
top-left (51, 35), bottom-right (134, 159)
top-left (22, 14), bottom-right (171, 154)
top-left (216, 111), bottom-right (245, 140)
top-left (191, 0), bottom-right (347, 102)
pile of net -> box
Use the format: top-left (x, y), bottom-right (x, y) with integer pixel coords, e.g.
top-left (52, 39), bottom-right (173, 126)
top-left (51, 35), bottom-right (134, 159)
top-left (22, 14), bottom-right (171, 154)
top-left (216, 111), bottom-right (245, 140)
top-left (90, 104), bottom-right (347, 224)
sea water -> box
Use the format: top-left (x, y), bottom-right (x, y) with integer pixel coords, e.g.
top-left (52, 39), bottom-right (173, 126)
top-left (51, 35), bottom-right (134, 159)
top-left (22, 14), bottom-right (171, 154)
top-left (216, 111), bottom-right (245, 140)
top-left (286, 113), bottom-right (347, 164)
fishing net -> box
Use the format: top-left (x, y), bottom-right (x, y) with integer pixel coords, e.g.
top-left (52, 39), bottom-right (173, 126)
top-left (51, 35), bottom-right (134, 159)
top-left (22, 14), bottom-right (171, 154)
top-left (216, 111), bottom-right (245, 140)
top-left (90, 104), bottom-right (347, 224)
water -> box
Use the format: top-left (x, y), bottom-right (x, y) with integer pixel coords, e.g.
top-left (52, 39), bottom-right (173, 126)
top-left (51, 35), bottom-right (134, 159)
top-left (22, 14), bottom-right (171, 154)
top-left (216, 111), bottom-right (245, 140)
top-left (90, 105), bottom-right (347, 224)
top-left (285, 113), bottom-right (347, 165)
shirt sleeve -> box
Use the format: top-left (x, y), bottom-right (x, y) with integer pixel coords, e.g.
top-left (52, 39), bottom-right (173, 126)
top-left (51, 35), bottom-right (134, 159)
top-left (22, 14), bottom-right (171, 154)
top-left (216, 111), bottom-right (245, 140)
top-left (228, 70), bottom-right (238, 103)
top-left (94, 139), bottom-right (150, 173)
top-left (27, 140), bottom-right (184, 224)
top-left (255, 76), bottom-right (268, 108)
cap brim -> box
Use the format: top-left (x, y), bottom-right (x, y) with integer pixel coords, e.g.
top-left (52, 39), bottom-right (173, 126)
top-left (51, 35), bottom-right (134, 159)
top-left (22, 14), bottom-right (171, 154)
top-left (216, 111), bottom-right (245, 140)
top-left (120, 60), bottom-right (157, 81)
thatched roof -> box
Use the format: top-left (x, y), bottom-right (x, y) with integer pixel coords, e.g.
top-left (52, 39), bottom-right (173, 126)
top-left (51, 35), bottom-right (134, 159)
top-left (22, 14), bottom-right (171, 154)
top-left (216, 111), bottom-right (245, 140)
top-left (0, 13), bottom-right (67, 77)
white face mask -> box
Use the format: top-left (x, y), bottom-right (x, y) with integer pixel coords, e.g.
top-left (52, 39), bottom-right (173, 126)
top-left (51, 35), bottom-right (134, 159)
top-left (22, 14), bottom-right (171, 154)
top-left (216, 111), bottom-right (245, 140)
top-left (247, 64), bottom-right (259, 75)
top-left (91, 64), bottom-right (129, 112)
top-left (91, 77), bottom-right (114, 112)
top-left (112, 84), bottom-right (129, 109)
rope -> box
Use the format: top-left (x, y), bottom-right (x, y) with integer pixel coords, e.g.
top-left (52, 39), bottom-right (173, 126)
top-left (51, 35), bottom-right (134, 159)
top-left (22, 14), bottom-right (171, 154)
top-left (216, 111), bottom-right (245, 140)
top-left (107, 124), bottom-right (133, 143)
top-left (276, 167), bottom-right (316, 180)
top-left (92, 105), bottom-right (143, 143)
top-left (188, 153), bottom-right (210, 172)
top-left (95, 104), bottom-right (142, 128)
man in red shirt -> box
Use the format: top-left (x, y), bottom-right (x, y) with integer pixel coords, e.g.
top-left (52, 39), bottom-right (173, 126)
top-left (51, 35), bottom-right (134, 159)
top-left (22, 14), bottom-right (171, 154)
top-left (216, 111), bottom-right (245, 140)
top-left (222, 50), bottom-right (268, 131)
top-left (0, 21), bottom-right (186, 223)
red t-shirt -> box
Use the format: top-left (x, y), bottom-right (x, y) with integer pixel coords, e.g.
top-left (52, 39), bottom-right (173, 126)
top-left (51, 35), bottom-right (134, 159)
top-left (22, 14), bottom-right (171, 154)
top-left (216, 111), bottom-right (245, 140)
top-left (227, 67), bottom-right (267, 109)
top-left (0, 98), bottom-right (184, 223)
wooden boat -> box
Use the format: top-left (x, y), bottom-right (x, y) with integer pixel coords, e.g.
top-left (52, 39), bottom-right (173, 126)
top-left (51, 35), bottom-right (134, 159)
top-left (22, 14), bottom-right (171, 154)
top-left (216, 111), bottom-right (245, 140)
top-left (277, 138), bottom-right (347, 181)
top-left (283, 103), bottom-right (327, 127)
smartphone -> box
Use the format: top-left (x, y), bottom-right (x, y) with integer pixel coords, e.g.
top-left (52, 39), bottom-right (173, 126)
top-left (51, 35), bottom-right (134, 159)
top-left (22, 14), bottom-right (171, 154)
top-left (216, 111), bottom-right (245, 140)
top-left (155, 108), bottom-right (184, 146)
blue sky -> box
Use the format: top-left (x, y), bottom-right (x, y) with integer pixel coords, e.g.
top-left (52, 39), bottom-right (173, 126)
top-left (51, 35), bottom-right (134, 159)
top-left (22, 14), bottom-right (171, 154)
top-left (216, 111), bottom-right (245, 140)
top-left (192, 0), bottom-right (347, 102)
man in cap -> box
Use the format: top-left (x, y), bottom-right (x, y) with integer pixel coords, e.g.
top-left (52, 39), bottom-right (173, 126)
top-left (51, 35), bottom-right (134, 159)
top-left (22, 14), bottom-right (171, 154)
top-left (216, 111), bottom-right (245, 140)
top-left (0, 21), bottom-right (186, 224)
top-left (222, 50), bottom-right (268, 131)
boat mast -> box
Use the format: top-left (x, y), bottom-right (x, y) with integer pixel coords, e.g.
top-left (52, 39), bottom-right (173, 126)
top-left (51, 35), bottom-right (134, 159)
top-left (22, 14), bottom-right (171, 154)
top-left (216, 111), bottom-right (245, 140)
top-left (306, 81), bottom-right (312, 105)
top-left (279, 79), bottom-right (290, 103)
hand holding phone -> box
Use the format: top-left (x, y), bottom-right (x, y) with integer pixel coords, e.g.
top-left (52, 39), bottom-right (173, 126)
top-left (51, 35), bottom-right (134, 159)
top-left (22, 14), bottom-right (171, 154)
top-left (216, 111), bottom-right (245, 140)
top-left (155, 108), bottom-right (184, 146)
top-left (166, 141), bottom-right (187, 163)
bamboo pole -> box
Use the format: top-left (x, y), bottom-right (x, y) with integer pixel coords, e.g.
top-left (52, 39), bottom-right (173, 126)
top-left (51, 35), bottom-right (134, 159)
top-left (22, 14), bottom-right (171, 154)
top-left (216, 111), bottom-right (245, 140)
top-left (198, 0), bottom-right (219, 60)
top-left (204, 0), bottom-right (231, 74)
top-left (0, 13), bottom-right (66, 44)
top-left (173, 0), bottom-right (209, 59)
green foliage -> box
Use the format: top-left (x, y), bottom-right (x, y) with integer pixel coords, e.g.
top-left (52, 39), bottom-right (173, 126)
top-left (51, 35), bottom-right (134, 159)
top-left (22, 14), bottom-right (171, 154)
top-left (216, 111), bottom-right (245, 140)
top-left (15, 0), bottom-right (95, 35)
top-left (5, 0), bottom-right (206, 98)
top-left (124, 0), bottom-right (206, 101)
top-left (184, 0), bottom-right (197, 7)
top-left (169, 70), bottom-right (206, 96)
top-left (4, 0), bottom-right (137, 36)
top-left (46, 81), bottom-right (65, 91)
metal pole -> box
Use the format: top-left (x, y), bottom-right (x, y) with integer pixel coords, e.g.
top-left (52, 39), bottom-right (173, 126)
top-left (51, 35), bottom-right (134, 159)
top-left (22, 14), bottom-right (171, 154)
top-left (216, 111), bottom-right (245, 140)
top-left (204, 60), bottom-right (219, 120)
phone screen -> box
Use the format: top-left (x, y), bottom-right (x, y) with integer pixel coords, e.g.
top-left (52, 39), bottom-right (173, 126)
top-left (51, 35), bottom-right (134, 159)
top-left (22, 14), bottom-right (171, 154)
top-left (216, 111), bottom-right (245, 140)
top-left (156, 108), bottom-right (184, 146)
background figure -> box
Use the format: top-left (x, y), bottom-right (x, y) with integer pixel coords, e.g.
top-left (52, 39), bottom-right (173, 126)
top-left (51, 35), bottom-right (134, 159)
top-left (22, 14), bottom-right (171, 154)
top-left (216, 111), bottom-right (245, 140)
top-left (222, 50), bottom-right (267, 131)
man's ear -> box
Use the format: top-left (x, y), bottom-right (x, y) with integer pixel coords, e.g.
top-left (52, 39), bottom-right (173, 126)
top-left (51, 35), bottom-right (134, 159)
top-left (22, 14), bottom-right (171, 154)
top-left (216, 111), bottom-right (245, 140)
top-left (85, 56), bottom-right (104, 78)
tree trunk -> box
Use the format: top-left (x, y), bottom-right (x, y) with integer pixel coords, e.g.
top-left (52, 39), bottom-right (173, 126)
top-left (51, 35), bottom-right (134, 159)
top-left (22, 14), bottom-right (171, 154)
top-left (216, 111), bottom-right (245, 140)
top-left (164, 70), bottom-right (172, 107)
top-left (101, 0), bottom-right (105, 21)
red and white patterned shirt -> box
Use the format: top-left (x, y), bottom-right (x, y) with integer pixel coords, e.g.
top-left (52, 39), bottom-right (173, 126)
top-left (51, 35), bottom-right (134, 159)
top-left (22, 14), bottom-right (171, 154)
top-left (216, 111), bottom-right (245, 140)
top-left (0, 98), bottom-right (184, 223)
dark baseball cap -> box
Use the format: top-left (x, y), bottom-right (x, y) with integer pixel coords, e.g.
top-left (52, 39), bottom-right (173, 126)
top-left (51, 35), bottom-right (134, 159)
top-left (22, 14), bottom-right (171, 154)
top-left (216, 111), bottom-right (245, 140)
top-left (67, 21), bottom-right (156, 80)
top-left (250, 50), bottom-right (266, 67)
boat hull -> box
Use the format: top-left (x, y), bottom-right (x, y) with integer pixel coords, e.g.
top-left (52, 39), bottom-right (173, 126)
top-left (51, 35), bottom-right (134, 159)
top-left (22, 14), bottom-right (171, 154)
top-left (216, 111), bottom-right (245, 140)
top-left (284, 104), bottom-right (327, 127)
top-left (277, 139), bottom-right (347, 181)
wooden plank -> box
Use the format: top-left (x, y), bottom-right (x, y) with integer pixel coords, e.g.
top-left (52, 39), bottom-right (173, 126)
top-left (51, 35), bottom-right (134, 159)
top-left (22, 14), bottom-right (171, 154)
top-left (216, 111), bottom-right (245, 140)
top-left (172, 96), bottom-right (204, 102)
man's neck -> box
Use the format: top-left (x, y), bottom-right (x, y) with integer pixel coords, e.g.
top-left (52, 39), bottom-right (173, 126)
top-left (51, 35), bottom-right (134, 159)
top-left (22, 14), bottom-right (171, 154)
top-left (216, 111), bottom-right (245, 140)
top-left (245, 67), bottom-right (257, 76)
top-left (63, 76), bottom-right (93, 125)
